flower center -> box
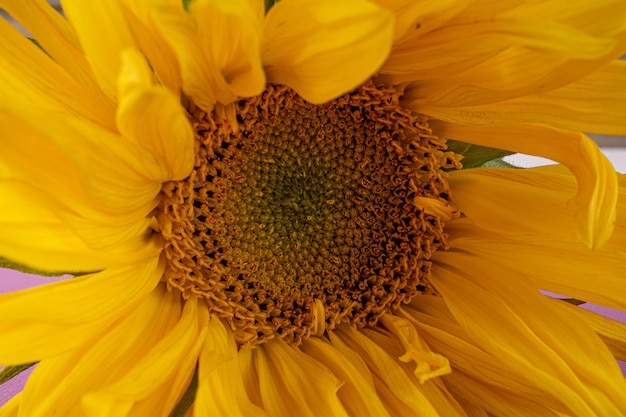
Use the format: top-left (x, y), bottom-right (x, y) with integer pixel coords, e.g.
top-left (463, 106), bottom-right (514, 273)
top-left (158, 81), bottom-right (459, 347)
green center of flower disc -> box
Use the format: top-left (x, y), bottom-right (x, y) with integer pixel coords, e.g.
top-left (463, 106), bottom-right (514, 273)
top-left (159, 82), bottom-right (459, 347)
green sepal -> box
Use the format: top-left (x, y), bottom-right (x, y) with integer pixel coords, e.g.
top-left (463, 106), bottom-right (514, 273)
top-left (169, 366), bottom-right (198, 417)
top-left (0, 363), bottom-right (36, 385)
top-left (182, 0), bottom-right (192, 11)
top-left (0, 257), bottom-right (68, 277)
top-left (265, 0), bottom-right (280, 13)
top-left (0, 257), bottom-right (94, 278)
top-left (447, 140), bottom-right (514, 169)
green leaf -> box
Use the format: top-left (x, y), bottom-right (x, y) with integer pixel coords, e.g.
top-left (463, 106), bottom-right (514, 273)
top-left (0, 257), bottom-right (68, 277)
top-left (265, 0), bottom-right (280, 13)
top-left (0, 257), bottom-right (95, 278)
top-left (182, 0), bottom-right (193, 11)
top-left (447, 140), bottom-right (514, 169)
top-left (0, 363), bottom-right (36, 385)
top-left (169, 366), bottom-right (198, 417)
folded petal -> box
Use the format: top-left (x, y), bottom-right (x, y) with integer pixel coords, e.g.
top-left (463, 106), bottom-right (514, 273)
top-left (262, 0), bottom-right (394, 103)
top-left (150, 0), bottom-right (265, 110)
top-left (117, 48), bottom-right (195, 181)
top-left (435, 123), bottom-right (618, 248)
top-left (334, 324), bottom-right (446, 417)
top-left (118, 1), bottom-right (183, 93)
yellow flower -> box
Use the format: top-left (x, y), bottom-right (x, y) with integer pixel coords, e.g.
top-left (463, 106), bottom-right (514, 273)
top-left (1, 0), bottom-right (626, 416)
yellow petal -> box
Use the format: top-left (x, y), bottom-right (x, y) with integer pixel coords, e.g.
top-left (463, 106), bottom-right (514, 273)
top-left (448, 167), bottom-right (580, 240)
top-left (193, 317), bottom-right (268, 417)
top-left (150, 0), bottom-right (265, 110)
top-left (412, 60), bottom-right (626, 135)
top-left (499, 0), bottom-right (626, 38)
top-left (0, 257), bottom-right (162, 365)
top-left (0, 108), bottom-right (167, 252)
top-left (117, 48), bottom-right (195, 181)
top-left (300, 337), bottom-right (392, 417)
top-left (118, 2), bottom-right (183, 93)
top-left (1, 105), bottom-right (164, 211)
top-left (401, 297), bottom-right (571, 416)
top-left (334, 325), bottom-right (444, 417)
top-left (363, 325), bottom-right (468, 417)
top-left (435, 122), bottom-right (618, 248)
top-left (62, 0), bottom-right (138, 101)
top-left (18, 283), bottom-right (178, 416)
top-left (0, 181), bottom-right (121, 272)
top-left (383, 16), bottom-right (620, 87)
top-left (0, 16), bottom-right (114, 127)
top-left (550, 299), bottom-right (626, 362)
top-left (81, 297), bottom-right (208, 417)
top-left (431, 250), bottom-right (626, 415)
top-left (445, 218), bottom-right (626, 312)
top-left (262, 0), bottom-right (394, 104)
top-left (239, 339), bottom-right (349, 417)
top-left (372, 0), bottom-right (468, 43)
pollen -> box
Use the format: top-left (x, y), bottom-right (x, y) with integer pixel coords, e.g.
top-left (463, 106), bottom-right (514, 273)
top-left (158, 81), bottom-right (460, 347)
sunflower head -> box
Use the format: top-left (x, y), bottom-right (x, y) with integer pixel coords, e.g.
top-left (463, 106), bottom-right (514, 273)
top-left (1, 0), bottom-right (626, 416)
top-left (158, 80), bottom-right (460, 347)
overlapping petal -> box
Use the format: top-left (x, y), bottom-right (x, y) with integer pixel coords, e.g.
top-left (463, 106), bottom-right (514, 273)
top-left (0, 0), bottom-right (106, 109)
top-left (61, 0), bottom-right (138, 101)
top-left (446, 165), bottom-right (626, 310)
top-left (117, 48), bottom-right (195, 181)
top-left (0, 15), bottom-right (114, 127)
top-left (0, 257), bottom-right (162, 365)
top-left (239, 338), bottom-right (349, 417)
top-left (301, 336), bottom-right (392, 417)
top-left (16, 283), bottom-right (184, 417)
top-left (193, 317), bottom-right (267, 417)
top-left (81, 297), bottom-right (207, 417)
top-left (409, 60), bottom-right (626, 135)
top-left (334, 325), bottom-right (449, 416)
top-left (430, 251), bottom-right (626, 416)
top-left (436, 123), bottom-right (618, 248)
top-left (149, 0), bottom-right (265, 110)
top-left (262, 0), bottom-right (394, 103)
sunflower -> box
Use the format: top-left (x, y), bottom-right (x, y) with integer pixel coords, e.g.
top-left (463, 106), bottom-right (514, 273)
top-left (1, 0), bottom-right (626, 415)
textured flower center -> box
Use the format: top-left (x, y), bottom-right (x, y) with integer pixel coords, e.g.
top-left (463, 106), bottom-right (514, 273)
top-left (158, 82), bottom-right (459, 347)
